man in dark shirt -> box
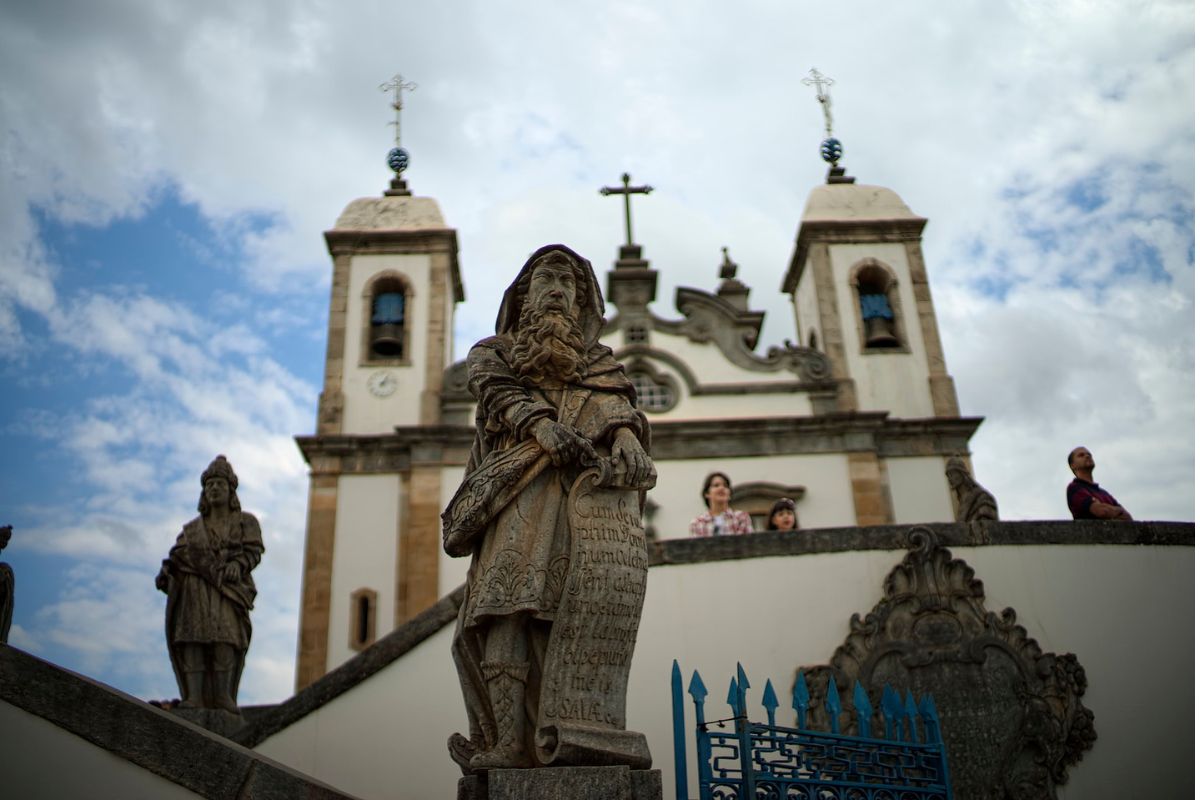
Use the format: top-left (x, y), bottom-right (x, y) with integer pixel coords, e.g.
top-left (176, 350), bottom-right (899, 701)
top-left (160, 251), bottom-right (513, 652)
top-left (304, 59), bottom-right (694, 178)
top-left (1066, 446), bottom-right (1132, 520)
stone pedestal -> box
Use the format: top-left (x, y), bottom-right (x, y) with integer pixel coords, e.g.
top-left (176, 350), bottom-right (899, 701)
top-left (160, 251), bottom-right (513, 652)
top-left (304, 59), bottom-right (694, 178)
top-left (457, 766), bottom-right (662, 800)
top-left (171, 706), bottom-right (246, 739)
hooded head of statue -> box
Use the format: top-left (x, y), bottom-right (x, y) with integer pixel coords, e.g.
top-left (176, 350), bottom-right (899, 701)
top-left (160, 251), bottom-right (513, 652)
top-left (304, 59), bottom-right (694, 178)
top-left (496, 244), bottom-right (608, 386)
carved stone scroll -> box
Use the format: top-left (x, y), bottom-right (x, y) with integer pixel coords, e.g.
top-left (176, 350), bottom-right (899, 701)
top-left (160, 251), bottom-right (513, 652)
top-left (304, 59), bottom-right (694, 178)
top-left (535, 467), bottom-right (652, 769)
top-left (796, 527), bottom-right (1095, 799)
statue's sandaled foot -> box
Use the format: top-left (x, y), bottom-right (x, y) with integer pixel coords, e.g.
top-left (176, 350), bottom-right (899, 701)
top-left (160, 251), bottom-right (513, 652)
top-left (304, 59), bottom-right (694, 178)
top-left (448, 733), bottom-right (479, 775)
top-left (177, 698), bottom-right (202, 709)
top-left (469, 745), bottom-right (532, 770)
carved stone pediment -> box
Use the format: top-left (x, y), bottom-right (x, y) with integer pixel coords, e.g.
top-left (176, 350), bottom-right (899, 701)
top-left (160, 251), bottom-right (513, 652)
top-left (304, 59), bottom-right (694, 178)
top-left (626, 288), bottom-right (832, 382)
top-left (673, 287), bottom-right (765, 351)
top-left (797, 527), bottom-right (1096, 799)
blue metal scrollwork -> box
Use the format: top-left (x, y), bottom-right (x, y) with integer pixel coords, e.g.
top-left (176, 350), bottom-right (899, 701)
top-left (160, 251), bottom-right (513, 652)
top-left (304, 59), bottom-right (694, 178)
top-left (671, 660), bottom-right (954, 800)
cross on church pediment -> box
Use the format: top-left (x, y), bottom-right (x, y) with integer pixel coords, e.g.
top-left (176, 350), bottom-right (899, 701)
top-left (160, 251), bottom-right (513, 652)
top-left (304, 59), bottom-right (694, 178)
top-left (599, 172), bottom-right (653, 247)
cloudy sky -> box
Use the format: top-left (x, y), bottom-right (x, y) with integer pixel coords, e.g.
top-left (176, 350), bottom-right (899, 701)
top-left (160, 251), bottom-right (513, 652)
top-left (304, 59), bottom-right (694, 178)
top-left (0, 1), bottom-right (1192, 705)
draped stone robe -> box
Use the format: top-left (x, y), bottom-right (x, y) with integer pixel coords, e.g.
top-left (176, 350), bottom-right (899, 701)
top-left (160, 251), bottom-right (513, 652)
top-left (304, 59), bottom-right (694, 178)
top-left (163, 511), bottom-right (263, 695)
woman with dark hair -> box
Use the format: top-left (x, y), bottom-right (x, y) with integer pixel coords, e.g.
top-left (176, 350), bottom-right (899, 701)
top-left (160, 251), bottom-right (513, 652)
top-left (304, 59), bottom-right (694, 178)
top-left (766, 498), bottom-right (798, 531)
top-left (688, 471), bottom-right (752, 537)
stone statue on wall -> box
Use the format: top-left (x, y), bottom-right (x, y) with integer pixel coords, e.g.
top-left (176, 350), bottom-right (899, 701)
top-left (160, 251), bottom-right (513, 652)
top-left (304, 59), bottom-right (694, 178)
top-left (443, 244), bottom-right (657, 773)
top-left (945, 457), bottom-right (999, 522)
top-left (0, 525), bottom-right (13, 643)
top-left (156, 456), bottom-right (263, 713)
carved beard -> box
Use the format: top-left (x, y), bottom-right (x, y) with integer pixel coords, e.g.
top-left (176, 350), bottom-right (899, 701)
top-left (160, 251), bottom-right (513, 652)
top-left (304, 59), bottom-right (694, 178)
top-left (511, 300), bottom-right (587, 385)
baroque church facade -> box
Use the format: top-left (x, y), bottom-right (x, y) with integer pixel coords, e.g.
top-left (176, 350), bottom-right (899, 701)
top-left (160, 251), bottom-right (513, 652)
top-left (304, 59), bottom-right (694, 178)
top-left (3, 149), bottom-right (1191, 800)
top-left (293, 166), bottom-right (982, 690)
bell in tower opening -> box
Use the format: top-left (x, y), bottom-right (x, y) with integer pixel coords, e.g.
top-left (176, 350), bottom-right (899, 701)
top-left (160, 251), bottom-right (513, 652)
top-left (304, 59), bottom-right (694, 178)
top-left (369, 283), bottom-right (407, 358)
top-left (855, 264), bottom-right (901, 348)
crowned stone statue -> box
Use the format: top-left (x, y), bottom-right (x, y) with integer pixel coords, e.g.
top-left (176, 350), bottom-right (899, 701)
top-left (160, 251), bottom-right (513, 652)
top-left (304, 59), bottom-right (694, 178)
top-left (443, 245), bottom-right (657, 775)
top-left (156, 456), bottom-right (263, 713)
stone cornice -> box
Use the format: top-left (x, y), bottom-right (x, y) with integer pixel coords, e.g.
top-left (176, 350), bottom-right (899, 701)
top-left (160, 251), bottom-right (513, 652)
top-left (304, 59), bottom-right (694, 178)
top-left (648, 520), bottom-right (1194, 566)
top-left (324, 228), bottom-right (464, 302)
top-left (295, 425), bottom-right (475, 473)
top-left (647, 414), bottom-right (983, 460)
top-left (782, 217), bottom-right (927, 294)
top-left (295, 416), bottom-right (982, 467)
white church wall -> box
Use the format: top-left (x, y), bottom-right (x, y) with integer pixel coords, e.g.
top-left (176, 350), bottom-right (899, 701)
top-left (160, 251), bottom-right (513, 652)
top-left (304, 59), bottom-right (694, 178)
top-left (438, 366), bottom-right (815, 425)
top-left (342, 253), bottom-right (433, 435)
top-left (958, 545), bottom-right (1193, 800)
top-left (255, 624), bottom-right (465, 800)
top-left (1, 701), bottom-right (203, 799)
top-left (646, 453), bottom-right (856, 538)
top-left (255, 543), bottom-right (1191, 800)
top-left (649, 383), bottom-right (813, 421)
top-left (327, 473), bottom-right (403, 667)
top-left (830, 242), bottom-right (934, 418)
top-left (885, 456), bottom-right (955, 523)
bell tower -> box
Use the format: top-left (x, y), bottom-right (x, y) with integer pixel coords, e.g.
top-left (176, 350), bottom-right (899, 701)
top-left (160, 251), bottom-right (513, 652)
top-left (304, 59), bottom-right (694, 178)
top-left (782, 70), bottom-right (959, 419)
top-left (295, 77), bottom-right (464, 690)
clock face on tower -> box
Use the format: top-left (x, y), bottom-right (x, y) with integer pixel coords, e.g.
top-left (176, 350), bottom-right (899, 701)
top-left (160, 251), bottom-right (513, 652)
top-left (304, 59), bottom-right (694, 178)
top-left (367, 370), bottom-right (398, 398)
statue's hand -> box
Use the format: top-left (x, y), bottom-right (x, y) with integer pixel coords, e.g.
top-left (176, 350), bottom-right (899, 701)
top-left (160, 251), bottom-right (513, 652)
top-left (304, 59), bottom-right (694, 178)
top-left (532, 418), bottom-right (598, 467)
top-left (612, 428), bottom-right (656, 489)
top-left (155, 562), bottom-right (170, 593)
top-left (222, 562), bottom-right (241, 583)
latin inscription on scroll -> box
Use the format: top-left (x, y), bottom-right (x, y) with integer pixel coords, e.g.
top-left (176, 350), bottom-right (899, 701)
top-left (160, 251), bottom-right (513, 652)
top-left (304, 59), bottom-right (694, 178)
top-left (537, 470), bottom-right (648, 739)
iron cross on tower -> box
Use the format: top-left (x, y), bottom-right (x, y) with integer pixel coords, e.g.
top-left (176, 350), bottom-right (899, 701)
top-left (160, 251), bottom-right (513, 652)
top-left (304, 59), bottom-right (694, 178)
top-left (380, 73), bottom-right (417, 195)
top-left (802, 67), bottom-right (848, 173)
top-left (381, 73), bottom-right (418, 149)
top-left (802, 68), bottom-right (835, 139)
top-left (599, 172), bottom-right (653, 247)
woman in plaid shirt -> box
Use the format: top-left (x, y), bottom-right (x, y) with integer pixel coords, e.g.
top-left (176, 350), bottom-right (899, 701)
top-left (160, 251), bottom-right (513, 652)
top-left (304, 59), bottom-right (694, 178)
top-left (688, 471), bottom-right (753, 536)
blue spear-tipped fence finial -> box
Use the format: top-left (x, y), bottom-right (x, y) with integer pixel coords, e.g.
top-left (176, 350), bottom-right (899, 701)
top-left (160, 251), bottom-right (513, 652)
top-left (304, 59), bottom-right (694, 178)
top-left (904, 690), bottom-right (920, 742)
top-left (793, 674), bottom-right (810, 730)
top-left (917, 693), bottom-right (943, 745)
top-left (671, 661), bottom-right (688, 800)
top-left (726, 676), bottom-right (740, 718)
top-left (853, 681), bottom-right (873, 739)
top-left (762, 679), bottom-right (780, 728)
top-left (688, 670), bottom-right (709, 726)
top-left (825, 673), bottom-right (842, 735)
top-left (736, 663), bottom-right (750, 718)
top-left (882, 685), bottom-right (902, 740)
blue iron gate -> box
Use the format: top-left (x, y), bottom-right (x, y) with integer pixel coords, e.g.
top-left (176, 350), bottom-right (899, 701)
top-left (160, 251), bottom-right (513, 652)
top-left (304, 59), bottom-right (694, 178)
top-left (671, 661), bottom-right (954, 800)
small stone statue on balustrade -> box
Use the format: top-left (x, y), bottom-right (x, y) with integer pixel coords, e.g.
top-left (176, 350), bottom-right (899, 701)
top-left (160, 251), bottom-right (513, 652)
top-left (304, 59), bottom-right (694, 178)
top-left (945, 457), bottom-right (999, 522)
top-left (442, 245), bottom-right (657, 778)
top-left (0, 525), bottom-right (13, 644)
top-left (156, 456), bottom-right (263, 713)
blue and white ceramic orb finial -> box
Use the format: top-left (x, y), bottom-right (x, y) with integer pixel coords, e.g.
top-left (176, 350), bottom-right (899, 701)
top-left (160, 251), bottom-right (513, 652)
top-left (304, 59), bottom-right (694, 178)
top-left (387, 146), bottom-right (410, 175)
top-left (820, 137), bottom-right (842, 165)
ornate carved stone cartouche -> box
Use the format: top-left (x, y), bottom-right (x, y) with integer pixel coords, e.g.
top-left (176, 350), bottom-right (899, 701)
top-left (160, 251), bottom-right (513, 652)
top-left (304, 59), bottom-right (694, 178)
top-left (796, 527), bottom-right (1095, 799)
